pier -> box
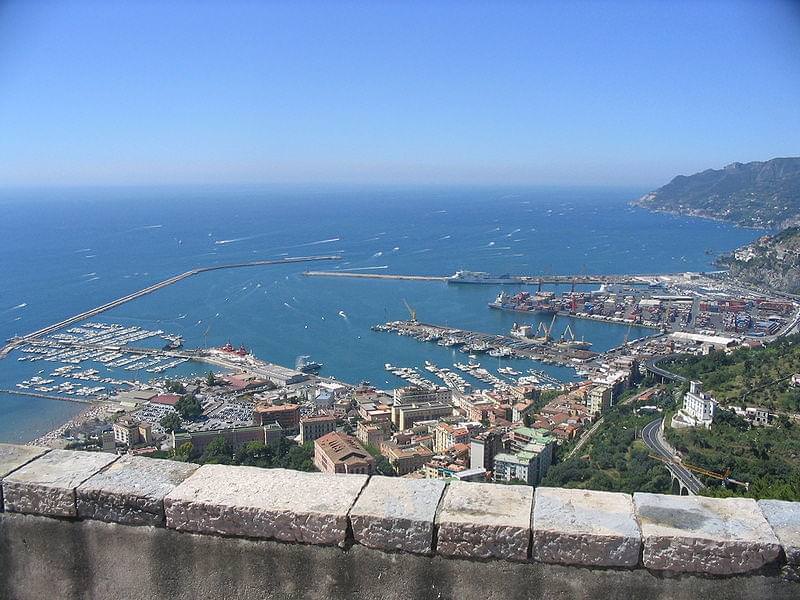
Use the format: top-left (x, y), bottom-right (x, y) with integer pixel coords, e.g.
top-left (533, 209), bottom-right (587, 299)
top-left (0, 255), bottom-right (340, 360)
top-left (304, 270), bottom-right (669, 286)
top-left (374, 320), bottom-right (598, 367)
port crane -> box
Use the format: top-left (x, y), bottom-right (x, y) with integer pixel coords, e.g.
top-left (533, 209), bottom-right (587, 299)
top-left (403, 299), bottom-right (417, 323)
top-left (535, 314), bottom-right (558, 342)
top-left (648, 454), bottom-right (749, 490)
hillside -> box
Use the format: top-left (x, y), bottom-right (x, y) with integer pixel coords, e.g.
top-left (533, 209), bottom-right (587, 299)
top-left (717, 227), bottom-right (800, 294)
top-left (633, 157), bottom-right (800, 229)
top-left (663, 337), bottom-right (800, 500)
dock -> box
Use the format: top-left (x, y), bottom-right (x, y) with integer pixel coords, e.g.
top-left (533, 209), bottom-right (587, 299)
top-left (304, 270), bottom-right (668, 286)
top-left (374, 320), bottom-right (598, 368)
top-left (0, 255), bottom-right (340, 360)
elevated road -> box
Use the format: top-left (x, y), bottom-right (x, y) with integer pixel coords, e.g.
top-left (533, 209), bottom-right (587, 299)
top-left (0, 255), bottom-right (340, 360)
top-left (643, 355), bottom-right (688, 383)
top-left (642, 417), bottom-right (703, 495)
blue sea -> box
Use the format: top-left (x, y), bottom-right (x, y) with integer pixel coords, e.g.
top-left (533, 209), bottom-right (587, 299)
top-left (0, 185), bottom-right (758, 442)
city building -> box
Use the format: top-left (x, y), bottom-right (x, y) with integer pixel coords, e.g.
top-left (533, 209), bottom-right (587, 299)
top-left (392, 400), bottom-right (454, 430)
top-left (356, 420), bottom-right (390, 448)
top-left (299, 414), bottom-right (337, 444)
top-left (112, 417), bottom-right (153, 447)
top-left (393, 385), bottom-right (452, 406)
top-left (433, 423), bottom-right (470, 453)
top-left (671, 381), bottom-right (717, 429)
top-left (171, 423), bottom-right (283, 453)
top-left (494, 428), bottom-right (555, 486)
top-left (470, 431), bottom-right (504, 471)
top-left (253, 403), bottom-right (300, 431)
top-left (313, 432), bottom-right (375, 475)
top-left (587, 384), bottom-right (612, 415)
top-left (150, 394), bottom-right (181, 407)
top-left (380, 442), bottom-right (433, 475)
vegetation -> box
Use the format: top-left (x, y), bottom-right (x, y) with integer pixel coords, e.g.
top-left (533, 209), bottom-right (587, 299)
top-left (632, 156), bottom-right (800, 229)
top-left (172, 437), bottom-right (316, 472)
top-left (206, 371), bottom-right (216, 386)
top-left (718, 227), bottom-right (800, 293)
top-left (666, 406), bottom-right (800, 501)
top-left (164, 379), bottom-right (186, 394)
top-left (542, 390), bottom-right (672, 494)
top-left (665, 335), bottom-right (800, 412)
top-left (365, 443), bottom-right (396, 476)
top-left (175, 394), bottom-right (203, 419)
top-left (159, 413), bottom-right (183, 433)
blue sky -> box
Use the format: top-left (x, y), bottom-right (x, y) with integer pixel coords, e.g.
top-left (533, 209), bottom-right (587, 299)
top-left (0, 0), bottom-right (798, 187)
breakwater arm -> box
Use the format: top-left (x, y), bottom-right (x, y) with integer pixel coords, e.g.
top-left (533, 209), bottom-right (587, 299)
top-left (0, 255), bottom-right (340, 359)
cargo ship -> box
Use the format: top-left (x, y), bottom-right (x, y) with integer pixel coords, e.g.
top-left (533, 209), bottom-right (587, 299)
top-left (488, 291), bottom-right (557, 315)
top-left (447, 270), bottom-right (521, 284)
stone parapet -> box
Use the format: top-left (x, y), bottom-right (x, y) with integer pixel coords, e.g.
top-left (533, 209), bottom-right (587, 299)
top-left (0, 444), bottom-right (799, 579)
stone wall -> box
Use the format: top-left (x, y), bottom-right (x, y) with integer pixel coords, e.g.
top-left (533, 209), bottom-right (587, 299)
top-left (1, 443), bottom-right (799, 599)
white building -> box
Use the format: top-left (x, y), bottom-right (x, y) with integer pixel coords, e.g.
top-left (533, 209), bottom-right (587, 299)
top-left (671, 381), bottom-right (717, 429)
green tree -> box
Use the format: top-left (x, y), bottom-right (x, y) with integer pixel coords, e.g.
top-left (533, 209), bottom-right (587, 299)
top-left (206, 371), bottom-right (216, 387)
top-left (374, 455), bottom-right (396, 476)
top-left (159, 413), bottom-right (183, 433)
top-left (201, 436), bottom-right (233, 464)
top-left (176, 394), bottom-right (203, 419)
top-left (173, 442), bottom-right (194, 462)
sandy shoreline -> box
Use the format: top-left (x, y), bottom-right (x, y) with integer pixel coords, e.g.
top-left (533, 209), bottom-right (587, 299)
top-left (26, 402), bottom-right (113, 448)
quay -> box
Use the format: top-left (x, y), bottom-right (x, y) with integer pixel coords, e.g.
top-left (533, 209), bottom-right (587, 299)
top-left (374, 320), bottom-right (598, 367)
top-left (303, 271), bottom-right (448, 281)
top-left (0, 388), bottom-right (96, 405)
top-left (0, 255), bottom-right (340, 360)
top-left (304, 270), bottom-right (668, 286)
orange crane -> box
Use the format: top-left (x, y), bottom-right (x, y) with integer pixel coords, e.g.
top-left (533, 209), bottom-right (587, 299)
top-left (648, 454), bottom-right (749, 490)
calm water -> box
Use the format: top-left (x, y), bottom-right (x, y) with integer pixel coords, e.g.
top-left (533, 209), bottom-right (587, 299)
top-left (0, 185), bottom-right (758, 442)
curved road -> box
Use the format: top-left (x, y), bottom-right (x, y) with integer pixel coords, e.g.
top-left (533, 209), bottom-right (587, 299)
top-left (643, 355), bottom-right (688, 383)
top-left (642, 417), bottom-right (703, 495)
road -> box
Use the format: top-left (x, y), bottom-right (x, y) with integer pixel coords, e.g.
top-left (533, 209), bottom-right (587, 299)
top-left (641, 417), bottom-right (703, 495)
top-left (643, 355), bottom-right (688, 383)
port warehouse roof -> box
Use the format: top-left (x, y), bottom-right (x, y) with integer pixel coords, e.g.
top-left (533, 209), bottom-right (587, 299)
top-left (669, 332), bottom-right (739, 347)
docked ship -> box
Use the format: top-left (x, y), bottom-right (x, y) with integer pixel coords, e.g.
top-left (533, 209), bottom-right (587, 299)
top-left (447, 270), bottom-right (521, 285)
top-left (488, 291), bottom-right (557, 315)
top-left (162, 335), bottom-right (183, 351)
top-left (295, 355), bottom-right (323, 374)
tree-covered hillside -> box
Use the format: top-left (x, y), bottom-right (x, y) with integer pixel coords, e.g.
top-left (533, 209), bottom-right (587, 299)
top-left (633, 157), bottom-right (800, 229)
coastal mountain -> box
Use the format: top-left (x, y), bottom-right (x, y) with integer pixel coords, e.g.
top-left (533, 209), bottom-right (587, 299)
top-left (633, 157), bottom-right (800, 229)
top-left (717, 227), bottom-right (800, 294)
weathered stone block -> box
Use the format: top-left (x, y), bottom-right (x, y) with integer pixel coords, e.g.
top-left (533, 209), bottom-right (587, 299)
top-left (76, 455), bottom-right (198, 526)
top-left (435, 481), bottom-right (532, 560)
top-left (349, 476), bottom-right (445, 554)
top-left (532, 487), bottom-right (640, 567)
top-left (634, 492), bottom-right (781, 574)
top-left (759, 499), bottom-right (800, 565)
top-left (164, 464), bottom-right (368, 545)
top-left (0, 443), bottom-right (49, 511)
top-left (3, 449), bottom-right (117, 517)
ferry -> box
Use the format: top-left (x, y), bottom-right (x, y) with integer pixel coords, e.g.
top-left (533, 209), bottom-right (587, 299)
top-left (448, 270), bottom-right (521, 285)
top-left (296, 355), bottom-right (323, 374)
